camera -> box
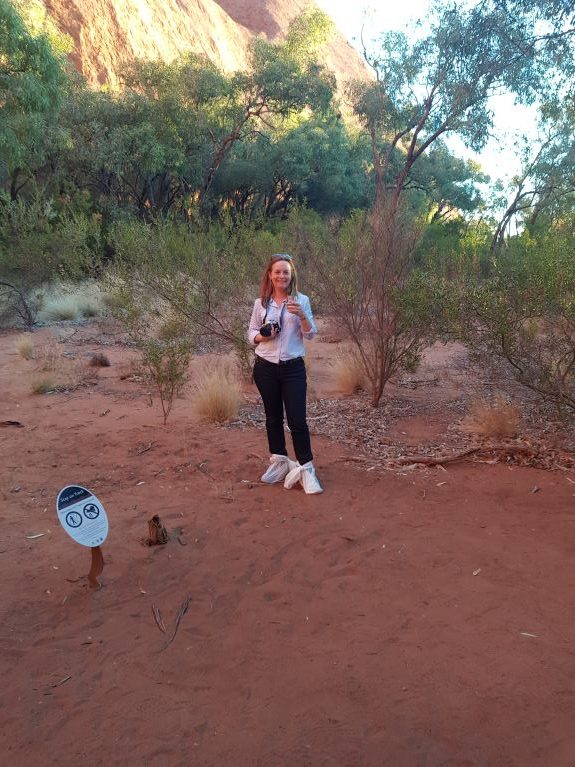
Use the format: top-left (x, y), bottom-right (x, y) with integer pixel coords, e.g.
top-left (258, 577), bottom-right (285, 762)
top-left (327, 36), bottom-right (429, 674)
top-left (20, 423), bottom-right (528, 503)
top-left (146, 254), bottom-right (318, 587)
top-left (260, 321), bottom-right (281, 337)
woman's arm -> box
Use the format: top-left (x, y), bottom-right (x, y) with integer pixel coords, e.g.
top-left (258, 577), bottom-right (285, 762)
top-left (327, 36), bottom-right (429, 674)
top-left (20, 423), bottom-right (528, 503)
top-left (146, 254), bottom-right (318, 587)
top-left (248, 299), bottom-right (278, 345)
top-left (248, 300), bottom-right (262, 346)
top-left (302, 296), bottom-right (317, 338)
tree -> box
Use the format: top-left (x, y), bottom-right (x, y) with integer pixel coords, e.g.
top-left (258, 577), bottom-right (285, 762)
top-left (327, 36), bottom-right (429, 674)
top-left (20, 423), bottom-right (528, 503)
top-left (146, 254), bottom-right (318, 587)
top-left (68, 10), bottom-right (336, 219)
top-left (491, 103), bottom-right (575, 250)
top-left (268, 115), bottom-right (371, 216)
top-left (410, 143), bottom-right (488, 221)
top-left (354, 4), bottom-right (575, 215)
top-left (0, 0), bottom-right (69, 194)
top-left (198, 10), bottom-right (335, 207)
top-left (63, 86), bottom-right (191, 218)
top-left (212, 113), bottom-right (371, 217)
top-left (329, 0), bottom-right (575, 406)
top-left (313, 208), bottom-right (446, 407)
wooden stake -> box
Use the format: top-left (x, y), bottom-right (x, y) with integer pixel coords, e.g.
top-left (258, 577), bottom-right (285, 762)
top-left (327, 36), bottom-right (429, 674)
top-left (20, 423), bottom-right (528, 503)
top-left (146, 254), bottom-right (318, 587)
top-left (88, 546), bottom-right (104, 589)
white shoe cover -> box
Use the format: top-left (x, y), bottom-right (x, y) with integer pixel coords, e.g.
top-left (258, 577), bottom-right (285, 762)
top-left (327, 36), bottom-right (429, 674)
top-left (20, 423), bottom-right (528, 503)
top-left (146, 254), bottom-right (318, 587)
top-left (283, 462), bottom-right (302, 489)
top-left (284, 461), bottom-right (323, 494)
top-left (261, 454), bottom-right (296, 484)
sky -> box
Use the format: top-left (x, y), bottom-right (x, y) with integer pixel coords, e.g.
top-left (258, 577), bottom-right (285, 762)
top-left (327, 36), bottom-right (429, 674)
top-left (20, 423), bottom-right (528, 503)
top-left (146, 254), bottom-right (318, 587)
top-left (315, 0), bottom-right (432, 45)
top-left (315, 0), bottom-right (534, 188)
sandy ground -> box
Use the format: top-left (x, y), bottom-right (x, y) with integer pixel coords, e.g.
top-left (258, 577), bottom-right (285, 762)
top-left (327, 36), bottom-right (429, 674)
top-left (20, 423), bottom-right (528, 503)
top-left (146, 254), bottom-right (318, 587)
top-left (1, 323), bottom-right (575, 767)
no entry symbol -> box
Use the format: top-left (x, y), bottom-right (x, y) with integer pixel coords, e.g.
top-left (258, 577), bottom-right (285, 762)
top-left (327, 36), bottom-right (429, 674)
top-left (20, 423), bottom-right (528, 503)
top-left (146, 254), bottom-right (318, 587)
top-left (66, 510), bottom-right (83, 528)
top-left (83, 503), bottom-right (100, 520)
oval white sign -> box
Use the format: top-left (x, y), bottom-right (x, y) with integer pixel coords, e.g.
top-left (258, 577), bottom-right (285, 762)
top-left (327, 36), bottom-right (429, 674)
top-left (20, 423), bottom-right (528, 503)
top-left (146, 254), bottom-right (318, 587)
top-left (56, 485), bottom-right (109, 548)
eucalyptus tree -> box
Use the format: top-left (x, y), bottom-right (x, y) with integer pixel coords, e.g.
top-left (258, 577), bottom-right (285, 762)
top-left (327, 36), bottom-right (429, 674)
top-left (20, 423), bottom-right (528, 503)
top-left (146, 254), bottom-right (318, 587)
top-left (409, 143), bottom-right (488, 221)
top-left (353, 3), bottom-right (575, 217)
top-left (106, 9), bottom-right (336, 217)
top-left (0, 0), bottom-right (74, 325)
top-left (210, 133), bottom-right (276, 216)
top-left (319, 0), bottom-right (575, 406)
top-left (0, 0), bottom-right (69, 197)
top-left (124, 53), bottom-right (228, 209)
top-left (212, 114), bottom-right (371, 218)
top-left (61, 86), bottom-right (191, 217)
top-left (492, 138), bottom-right (574, 250)
top-left (198, 9), bottom-right (336, 208)
top-left (490, 101), bottom-right (575, 251)
top-left (268, 116), bottom-right (372, 216)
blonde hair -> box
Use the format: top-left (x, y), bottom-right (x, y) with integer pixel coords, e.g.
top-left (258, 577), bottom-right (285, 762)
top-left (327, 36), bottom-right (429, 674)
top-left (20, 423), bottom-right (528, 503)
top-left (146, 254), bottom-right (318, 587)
top-left (259, 254), bottom-right (299, 308)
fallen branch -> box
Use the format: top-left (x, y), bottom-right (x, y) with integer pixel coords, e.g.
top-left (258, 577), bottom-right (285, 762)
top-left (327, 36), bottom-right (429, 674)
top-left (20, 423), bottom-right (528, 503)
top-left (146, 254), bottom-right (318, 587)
top-left (398, 377), bottom-right (439, 386)
top-left (334, 455), bottom-right (372, 464)
top-left (394, 442), bottom-right (575, 471)
top-left (396, 447), bottom-right (481, 466)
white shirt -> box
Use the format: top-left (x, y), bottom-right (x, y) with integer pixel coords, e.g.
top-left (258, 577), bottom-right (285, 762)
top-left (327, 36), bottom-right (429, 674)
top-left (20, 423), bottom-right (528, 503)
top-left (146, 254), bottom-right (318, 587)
top-left (248, 292), bottom-right (317, 362)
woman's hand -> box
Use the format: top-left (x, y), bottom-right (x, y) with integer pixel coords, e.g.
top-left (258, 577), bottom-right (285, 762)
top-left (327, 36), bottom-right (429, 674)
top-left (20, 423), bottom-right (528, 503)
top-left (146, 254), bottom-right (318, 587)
top-left (255, 326), bottom-right (280, 343)
top-left (286, 298), bottom-right (311, 332)
top-left (286, 297), bottom-right (305, 319)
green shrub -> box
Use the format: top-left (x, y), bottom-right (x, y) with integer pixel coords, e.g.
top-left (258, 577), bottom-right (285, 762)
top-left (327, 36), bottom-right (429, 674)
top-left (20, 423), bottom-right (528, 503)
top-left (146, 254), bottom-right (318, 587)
top-left (455, 226), bottom-right (575, 413)
top-left (0, 195), bottom-right (102, 327)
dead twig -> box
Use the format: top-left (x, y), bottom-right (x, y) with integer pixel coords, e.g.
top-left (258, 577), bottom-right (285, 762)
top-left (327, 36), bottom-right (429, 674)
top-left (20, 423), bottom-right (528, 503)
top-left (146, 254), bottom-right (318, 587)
top-left (136, 441), bottom-right (156, 456)
top-left (196, 461), bottom-right (215, 480)
top-left (151, 604), bottom-right (166, 634)
top-left (162, 595), bottom-right (192, 651)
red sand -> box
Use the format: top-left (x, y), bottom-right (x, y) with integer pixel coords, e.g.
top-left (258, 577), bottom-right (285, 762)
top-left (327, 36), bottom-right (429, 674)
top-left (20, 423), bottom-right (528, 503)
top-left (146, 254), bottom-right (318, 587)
top-left (1, 326), bottom-right (575, 766)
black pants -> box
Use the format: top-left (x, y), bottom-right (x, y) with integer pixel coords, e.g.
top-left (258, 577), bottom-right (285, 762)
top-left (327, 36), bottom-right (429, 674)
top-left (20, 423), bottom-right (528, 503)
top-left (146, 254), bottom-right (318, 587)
top-left (253, 356), bottom-right (313, 465)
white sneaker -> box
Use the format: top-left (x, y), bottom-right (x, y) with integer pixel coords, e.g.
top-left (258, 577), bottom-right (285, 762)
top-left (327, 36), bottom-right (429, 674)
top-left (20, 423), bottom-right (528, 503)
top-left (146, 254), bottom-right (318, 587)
top-left (284, 461), bottom-right (323, 494)
top-left (261, 454), bottom-right (296, 484)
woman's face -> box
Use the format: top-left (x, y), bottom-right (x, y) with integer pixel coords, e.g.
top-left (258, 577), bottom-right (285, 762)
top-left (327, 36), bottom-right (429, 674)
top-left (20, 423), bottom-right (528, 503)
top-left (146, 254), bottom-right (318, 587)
top-left (269, 259), bottom-right (292, 293)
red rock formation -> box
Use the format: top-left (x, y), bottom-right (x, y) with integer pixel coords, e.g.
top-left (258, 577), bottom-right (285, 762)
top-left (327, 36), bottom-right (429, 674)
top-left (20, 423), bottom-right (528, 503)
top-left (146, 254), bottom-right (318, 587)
top-left (39, 0), bottom-right (369, 89)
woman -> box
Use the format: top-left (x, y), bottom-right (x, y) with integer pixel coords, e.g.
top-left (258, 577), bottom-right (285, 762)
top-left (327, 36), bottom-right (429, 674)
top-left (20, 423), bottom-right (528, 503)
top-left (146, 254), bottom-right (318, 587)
top-left (248, 253), bottom-right (323, 494)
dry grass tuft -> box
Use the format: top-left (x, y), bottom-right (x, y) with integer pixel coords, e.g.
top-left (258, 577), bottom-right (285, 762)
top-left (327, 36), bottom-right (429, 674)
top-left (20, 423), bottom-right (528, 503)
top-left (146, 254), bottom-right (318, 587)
top-left (31, 376), bottom-right (58, 394)
top-left (41, 296), bottom-right (79, 321)
top-left (29, 336), bottom-right (97, 392)
top-left (460, 396), bottom-right (521, 439)
top-left (89, 352), bottom-right (111, 367)
top-left (333, 346), bottom-right (365, 394)
top-left (16, 334), bottom-right (34, 360)
top-left (303, 354), bottom-right (319, 400)
top-left (191, 357), bottom-right (241, 423)
top-left (34, 337), bottom-right (65, 372)
top-left (72, 359), bottom-right (98, 386)
top-left (37, 281), bottom-right (108, 323)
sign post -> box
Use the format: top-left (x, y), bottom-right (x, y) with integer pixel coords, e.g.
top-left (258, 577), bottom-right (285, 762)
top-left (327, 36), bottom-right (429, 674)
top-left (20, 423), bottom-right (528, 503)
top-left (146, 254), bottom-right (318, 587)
top-left (56, 485), bottom-right (109, 588)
